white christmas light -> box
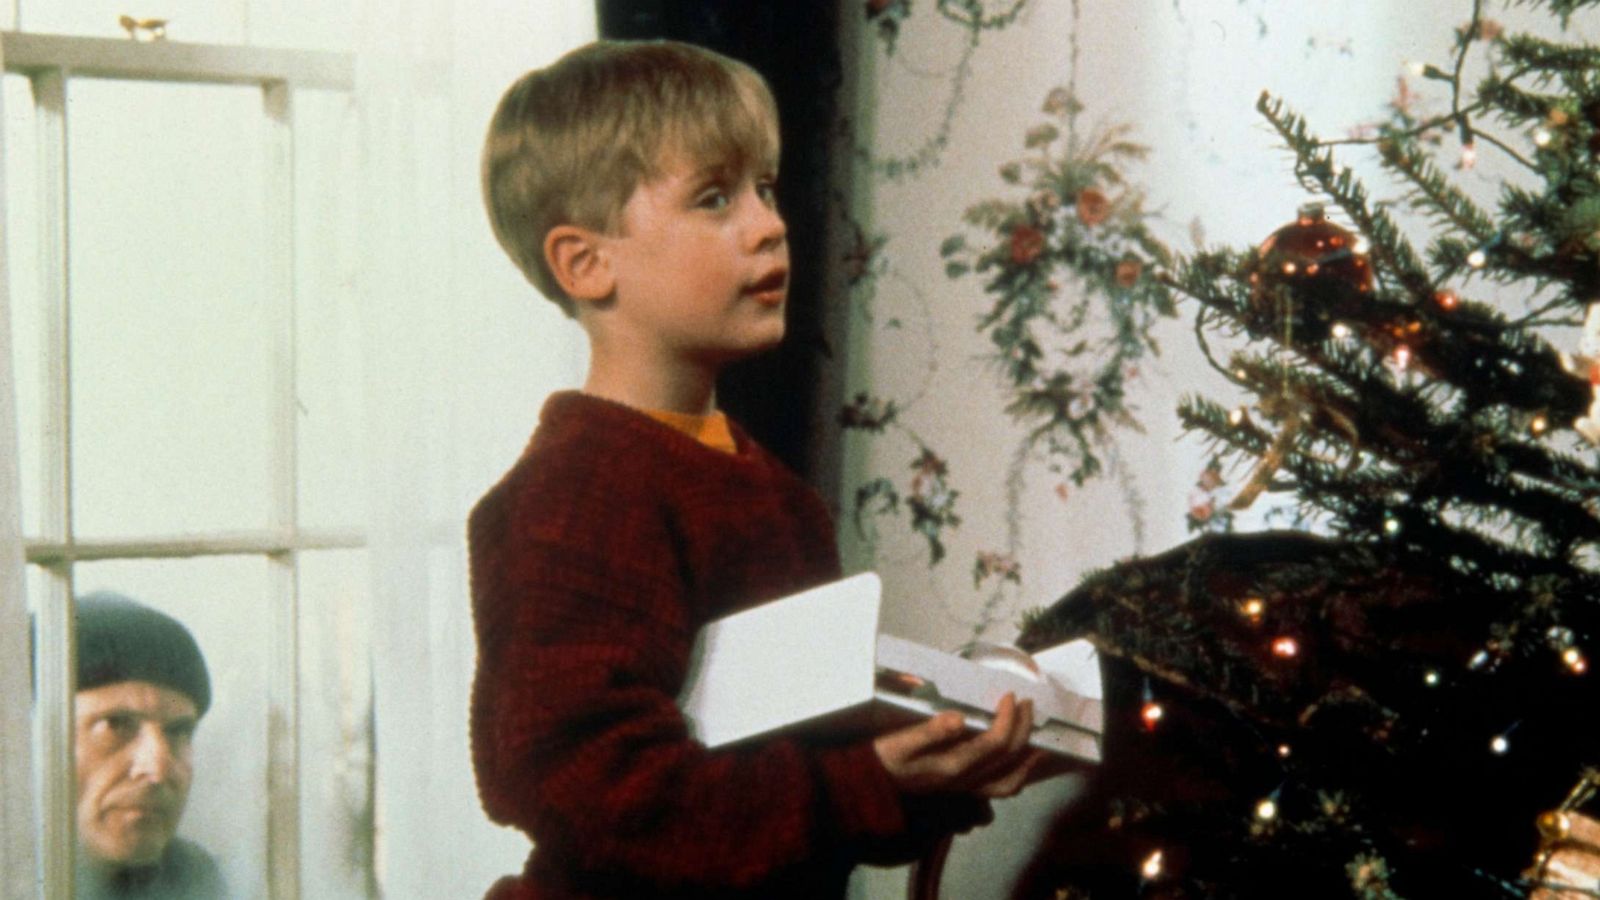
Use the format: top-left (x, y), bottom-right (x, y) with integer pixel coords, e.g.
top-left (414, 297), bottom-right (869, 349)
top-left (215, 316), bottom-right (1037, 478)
top-left (1331, 322), bottom-right (1353, 340)
top-left (1256, 797), bottom-right (1279, 820)
top-left (1534, 128), bottom-right (1553, 148)
top-left (1467, 249), bottom-right (1488, 269)
top-left (1141, 849), bottom-right (1165, 880)
top-left (1424, 669), bottom-right (1441, 686)
top-left (1490, 733), bottom-right (1511, 755)
top-left (1353, 236), bottom-right (1372, 255)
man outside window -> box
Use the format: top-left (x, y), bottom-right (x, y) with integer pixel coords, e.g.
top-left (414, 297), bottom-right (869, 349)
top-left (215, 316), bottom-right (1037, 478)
top-left (72, 592), bottom-right (226, 899)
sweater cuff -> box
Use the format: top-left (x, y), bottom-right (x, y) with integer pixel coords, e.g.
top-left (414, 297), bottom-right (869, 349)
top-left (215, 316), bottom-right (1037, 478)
top-left (814, 741), bottom-right (909, 842)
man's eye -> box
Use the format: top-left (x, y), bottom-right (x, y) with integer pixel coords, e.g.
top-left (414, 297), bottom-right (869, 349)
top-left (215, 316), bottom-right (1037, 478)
top-left (165, 722), bottom-right (196, 749)
top-left (696, 189), bottom-right (730, 210)
top-left (99, 714), bottom-right (138, 740)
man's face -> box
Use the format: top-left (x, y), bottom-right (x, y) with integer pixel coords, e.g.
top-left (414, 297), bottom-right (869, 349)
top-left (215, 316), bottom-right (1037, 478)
top-left (74, 681), bottom-right (198, 866)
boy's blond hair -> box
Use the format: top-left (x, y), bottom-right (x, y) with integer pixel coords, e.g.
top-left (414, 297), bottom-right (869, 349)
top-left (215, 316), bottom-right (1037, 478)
top-left (482, 40), bottom-right (781, 315)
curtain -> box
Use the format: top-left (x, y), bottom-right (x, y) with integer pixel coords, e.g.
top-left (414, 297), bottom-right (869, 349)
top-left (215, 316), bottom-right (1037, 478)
top-left (353, 1), bottom-right (594, 895)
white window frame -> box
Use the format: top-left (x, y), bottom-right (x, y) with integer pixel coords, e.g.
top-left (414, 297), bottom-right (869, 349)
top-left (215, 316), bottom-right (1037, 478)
top-left (2, 31), bottom-right (357, 900)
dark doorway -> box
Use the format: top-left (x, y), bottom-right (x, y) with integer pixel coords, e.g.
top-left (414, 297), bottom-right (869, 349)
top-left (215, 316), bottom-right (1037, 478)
top-left (596, 1), bottom-right (845, 489)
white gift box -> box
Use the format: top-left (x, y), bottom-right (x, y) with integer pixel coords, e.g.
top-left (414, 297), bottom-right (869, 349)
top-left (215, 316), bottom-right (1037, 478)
top-left (678, 572), bottom-right (1102, 764)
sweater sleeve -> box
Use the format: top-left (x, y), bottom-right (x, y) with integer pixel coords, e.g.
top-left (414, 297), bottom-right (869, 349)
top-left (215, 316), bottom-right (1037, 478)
top-left (469, 532), bottom-right (951, 891)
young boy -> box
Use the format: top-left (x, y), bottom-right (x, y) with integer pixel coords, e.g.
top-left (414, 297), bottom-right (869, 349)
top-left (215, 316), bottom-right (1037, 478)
top-left (470, 39), bottom-right (1043, 899)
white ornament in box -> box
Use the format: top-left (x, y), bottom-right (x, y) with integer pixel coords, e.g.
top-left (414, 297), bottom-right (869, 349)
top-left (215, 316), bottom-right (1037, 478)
top-left (677, 573), bottom-right (1103, 765)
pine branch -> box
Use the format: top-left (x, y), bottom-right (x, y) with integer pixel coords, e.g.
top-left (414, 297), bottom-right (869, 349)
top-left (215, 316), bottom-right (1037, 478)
top-left (1496, 29), bottom-right (1600, 71)
top-left (1378, 137), bottom-right (1498, 243)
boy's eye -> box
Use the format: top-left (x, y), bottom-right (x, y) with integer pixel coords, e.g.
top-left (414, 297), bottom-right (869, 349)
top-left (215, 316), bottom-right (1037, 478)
top-left (695, 188), bottom-right (730, 211)
top-left (756, 180), bottom-right (778, 207)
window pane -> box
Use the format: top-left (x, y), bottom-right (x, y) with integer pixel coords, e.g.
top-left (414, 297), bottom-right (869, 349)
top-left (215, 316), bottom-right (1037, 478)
top-left (298, 549), bottom-right (373, 897)
top-left (72, 555), bottom-right (273, 900)
top-left (245, 0), bottom-right (356, 52)
top-left (17, 0), bottom-right (245, 44)
top-left (68, 80), bottom-right (275, 539)
top-left (5, 75), bottom-right (45, 539)
top-left (294, 88), bottom-right (365, 532)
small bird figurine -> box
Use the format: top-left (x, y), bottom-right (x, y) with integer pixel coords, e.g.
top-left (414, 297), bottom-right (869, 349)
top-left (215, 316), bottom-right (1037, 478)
top-left (119, 15), bottom-right (169, 41)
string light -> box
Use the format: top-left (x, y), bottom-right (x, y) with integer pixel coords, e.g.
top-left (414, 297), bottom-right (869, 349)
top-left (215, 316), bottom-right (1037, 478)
top-left (1330, 322), bottom-right (1353, 340)
top-left (1140, 849), bottom-right (1165, 880)
top-left (1424, 669), bottom-right (1441, 686)
top-left (1277, 743), bottom-right (1292, 758)
top-left (1141, 679), bottom-right (1164, 731)
top-left (1271, 636), bottom-right (1299, 658)
top-left (1383, 515), bottom-right (1403, 536)
top-left (1229, 406), bottom-right (1247, 425)
top-left (1241, 597), bottom-right (1265, 623)
top-left (1563, 647), bottom-right (1588, 674)
top-left (1491, 722), bottom-right (1520, 756)
top-left (1390, 345), bottom-right (1413, 371)
top-left (1352, 235), bottom-right (1372, 255)
top-left (1460, 141), bottom-right (1478, 169)
top-left (1256, 793), bottom-right (1280, 821)
top-left (1534, 128), bottom-right (1553, 148)
top-left (1531, 414), bottom-right (1550, 435)
top-left (1467, 248), bottom-right (1488, 269)
top-left (1435, 290), bottom-right (1460, 310)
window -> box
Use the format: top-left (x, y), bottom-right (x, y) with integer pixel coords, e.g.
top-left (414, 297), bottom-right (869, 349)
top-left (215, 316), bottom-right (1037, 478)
top-left (3, 29), bottom-right (371, 898)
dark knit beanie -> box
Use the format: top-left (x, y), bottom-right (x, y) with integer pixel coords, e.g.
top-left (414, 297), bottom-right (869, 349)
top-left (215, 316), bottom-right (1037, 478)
top-left (76, 592), bottom-right (212, 717)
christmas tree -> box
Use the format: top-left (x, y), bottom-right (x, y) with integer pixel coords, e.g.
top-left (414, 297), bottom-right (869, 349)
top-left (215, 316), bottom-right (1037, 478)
top-left (1014, 2), bottom-right (1600, 897)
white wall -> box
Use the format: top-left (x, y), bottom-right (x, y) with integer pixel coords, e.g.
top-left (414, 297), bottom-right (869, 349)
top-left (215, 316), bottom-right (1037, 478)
top-left (836, 2), bottom-right (1596, 896)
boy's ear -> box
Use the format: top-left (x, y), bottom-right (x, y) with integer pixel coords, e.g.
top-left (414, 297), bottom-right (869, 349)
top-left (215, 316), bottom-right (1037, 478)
top-left (544, 225), bottom-right (614, 305)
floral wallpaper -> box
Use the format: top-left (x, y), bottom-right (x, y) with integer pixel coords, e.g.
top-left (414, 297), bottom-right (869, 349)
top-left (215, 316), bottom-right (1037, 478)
top-left (828, 5), bottom-right (1597, 893)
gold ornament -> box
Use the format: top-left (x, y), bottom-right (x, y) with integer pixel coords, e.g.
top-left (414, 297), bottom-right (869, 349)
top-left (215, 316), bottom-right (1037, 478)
top-left (1527, 770), bottom-right (1600, 899)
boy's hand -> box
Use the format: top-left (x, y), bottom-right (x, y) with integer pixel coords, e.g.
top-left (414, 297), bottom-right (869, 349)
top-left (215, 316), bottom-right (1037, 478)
top-left (873, 692), bottom-right (1046, 799)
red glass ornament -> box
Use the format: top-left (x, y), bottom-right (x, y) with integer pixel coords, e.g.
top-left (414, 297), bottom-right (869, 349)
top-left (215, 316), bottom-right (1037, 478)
top-left (1249, 204), bottom-right (1374, 340)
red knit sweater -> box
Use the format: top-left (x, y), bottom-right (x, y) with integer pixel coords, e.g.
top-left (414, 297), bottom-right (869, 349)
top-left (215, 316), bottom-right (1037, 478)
top-left (468, 392), bottom-right (986, 899)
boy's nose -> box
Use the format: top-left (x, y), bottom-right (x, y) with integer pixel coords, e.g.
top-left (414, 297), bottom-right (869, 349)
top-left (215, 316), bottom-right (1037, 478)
top-left (748, 197), bottom-right (786, 253)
